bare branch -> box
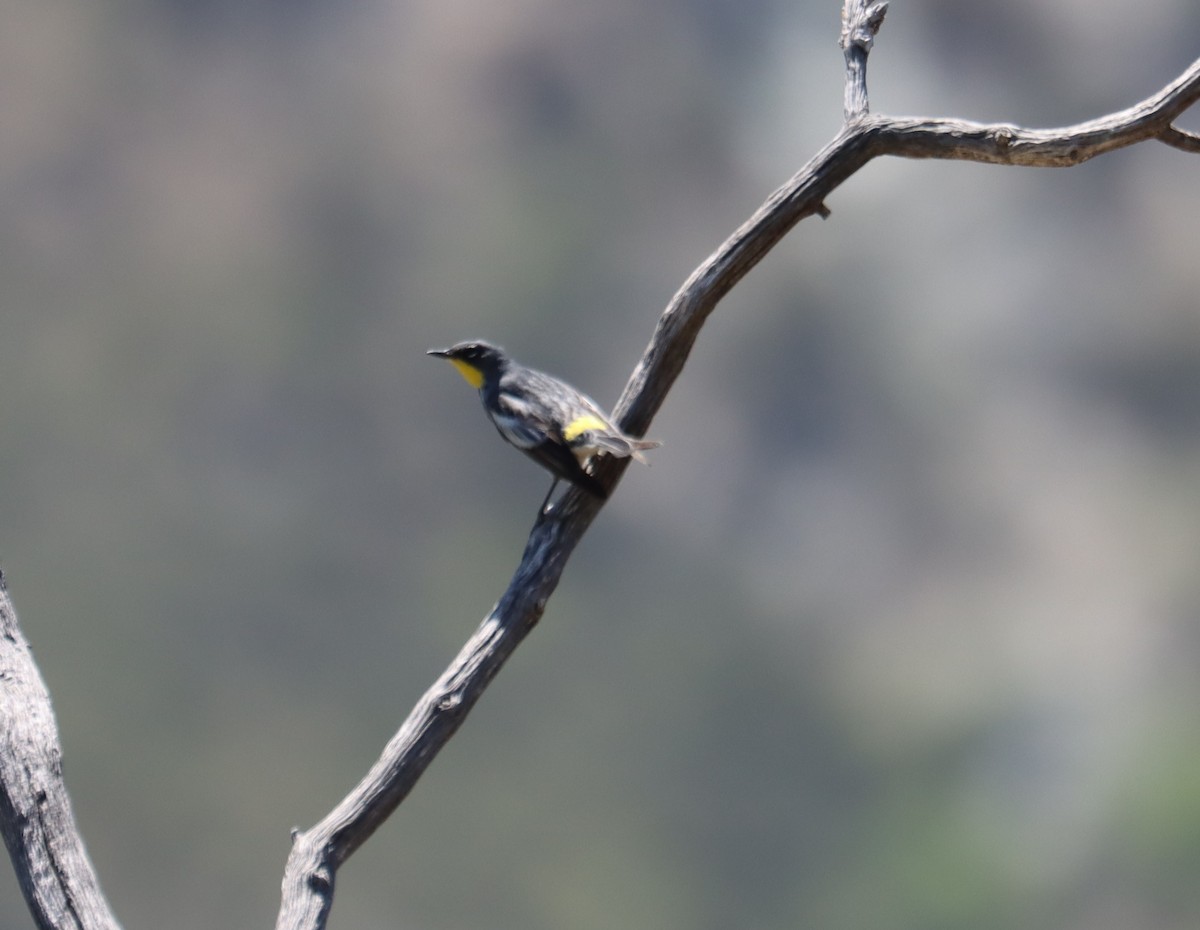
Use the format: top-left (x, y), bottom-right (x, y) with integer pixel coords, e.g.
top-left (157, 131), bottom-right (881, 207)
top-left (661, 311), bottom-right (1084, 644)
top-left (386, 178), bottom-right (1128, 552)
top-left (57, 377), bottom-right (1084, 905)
top-left (863, 59), bottom-right (1200, 167)
top-left (1160, 123), bottom-right (1200, 152)
top-left (840, 0), bottom-right (889, 121)
top-left (0, 575), bottom-right (123, 930)
top-left (3, 10), bottom-right (1197, 930)
top-left (275, 47), bottom-right (1200, 930)
top-left (276, 507), bottom-right (599, 930)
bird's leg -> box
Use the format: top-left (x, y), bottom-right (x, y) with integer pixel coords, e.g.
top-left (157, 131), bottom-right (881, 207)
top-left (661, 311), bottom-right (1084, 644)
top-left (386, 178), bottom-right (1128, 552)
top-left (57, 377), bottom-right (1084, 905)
top-left (538, 478), bottom-right (560, 516)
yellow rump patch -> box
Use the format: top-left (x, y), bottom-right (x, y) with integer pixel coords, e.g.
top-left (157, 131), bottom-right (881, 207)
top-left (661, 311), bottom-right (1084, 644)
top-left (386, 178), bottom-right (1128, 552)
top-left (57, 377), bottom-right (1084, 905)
top-left (449, 358), bottom-right (485, 389)
top-left (563, 414), bottom-right (606, 442)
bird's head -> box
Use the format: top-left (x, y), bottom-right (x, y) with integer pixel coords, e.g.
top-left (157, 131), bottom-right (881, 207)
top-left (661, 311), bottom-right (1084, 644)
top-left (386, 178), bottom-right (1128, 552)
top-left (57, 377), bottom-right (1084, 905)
top-left (427, 340), bottom-right (509, 389)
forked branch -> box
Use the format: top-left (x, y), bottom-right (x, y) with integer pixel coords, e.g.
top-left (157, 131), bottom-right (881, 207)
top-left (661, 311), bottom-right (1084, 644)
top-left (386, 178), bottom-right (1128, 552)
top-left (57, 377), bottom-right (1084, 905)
top-left (276, 36), bottom-right (1200, 930)
top-left (0, 6), bottom-right (1196, 930)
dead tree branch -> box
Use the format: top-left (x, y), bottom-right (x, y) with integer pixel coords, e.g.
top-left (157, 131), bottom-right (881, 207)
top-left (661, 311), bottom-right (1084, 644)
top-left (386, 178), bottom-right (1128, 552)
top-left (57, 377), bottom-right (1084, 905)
top-left (841, 0), bottom-right (889, 120)
top-left (275, 38), bottom-right (1200, 930)
top-left (1, 5), bottom-right (1196, 930)
top-left (1160, 123), bottom-right (1200, 152)
top-left (0, 574), bottom-right (122, 930)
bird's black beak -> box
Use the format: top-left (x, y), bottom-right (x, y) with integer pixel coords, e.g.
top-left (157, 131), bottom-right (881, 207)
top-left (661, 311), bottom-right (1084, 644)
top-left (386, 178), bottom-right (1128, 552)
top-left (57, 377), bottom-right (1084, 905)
top-left (427, 348), bottom-right (451, 358)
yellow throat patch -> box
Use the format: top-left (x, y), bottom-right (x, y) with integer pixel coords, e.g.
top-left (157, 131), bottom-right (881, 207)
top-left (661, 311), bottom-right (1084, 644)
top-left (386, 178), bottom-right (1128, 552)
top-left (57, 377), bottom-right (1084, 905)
top-left (449, 358), bottom-right (485, 389)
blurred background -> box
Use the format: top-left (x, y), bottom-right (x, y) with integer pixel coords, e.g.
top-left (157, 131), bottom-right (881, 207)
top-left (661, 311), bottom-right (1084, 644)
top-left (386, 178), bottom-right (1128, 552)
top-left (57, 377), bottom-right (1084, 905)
top-left (2, 1), bottom-right (1199, 928)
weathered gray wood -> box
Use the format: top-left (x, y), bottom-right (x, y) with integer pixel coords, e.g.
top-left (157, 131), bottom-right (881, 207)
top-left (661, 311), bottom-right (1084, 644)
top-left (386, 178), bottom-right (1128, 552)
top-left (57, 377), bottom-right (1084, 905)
top-left (840, 0), bottom-right (889, 121)
top-left (0, 574), bottom-right (123, 930)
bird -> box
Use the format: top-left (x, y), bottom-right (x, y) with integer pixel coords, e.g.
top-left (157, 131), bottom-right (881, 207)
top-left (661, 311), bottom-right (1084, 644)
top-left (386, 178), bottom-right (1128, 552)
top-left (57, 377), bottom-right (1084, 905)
top-left (427, 340), bottom-right (659, 511)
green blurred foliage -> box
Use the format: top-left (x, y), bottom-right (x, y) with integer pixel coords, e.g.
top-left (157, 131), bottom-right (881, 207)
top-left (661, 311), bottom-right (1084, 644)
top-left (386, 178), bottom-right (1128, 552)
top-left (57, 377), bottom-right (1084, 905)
top-left (2, 1), bottom-right (1199, 928)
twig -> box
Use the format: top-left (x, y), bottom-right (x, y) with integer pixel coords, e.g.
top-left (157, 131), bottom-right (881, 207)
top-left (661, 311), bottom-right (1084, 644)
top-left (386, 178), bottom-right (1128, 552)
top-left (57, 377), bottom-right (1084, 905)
top-left (840, 0), bottom-right (889, 121)
top-left (1160, 123), bottom-right (1200, 152)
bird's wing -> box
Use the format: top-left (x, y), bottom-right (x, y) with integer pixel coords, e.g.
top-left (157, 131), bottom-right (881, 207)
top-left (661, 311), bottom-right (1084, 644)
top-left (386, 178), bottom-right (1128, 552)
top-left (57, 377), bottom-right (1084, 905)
top-left (491, 389), bottom-right (554, 449)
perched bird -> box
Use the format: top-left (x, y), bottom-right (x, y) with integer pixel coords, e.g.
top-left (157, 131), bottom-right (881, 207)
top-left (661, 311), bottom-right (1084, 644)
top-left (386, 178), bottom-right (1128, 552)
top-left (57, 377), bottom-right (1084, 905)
top-left (428, 340), bottom-right (659, 510)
